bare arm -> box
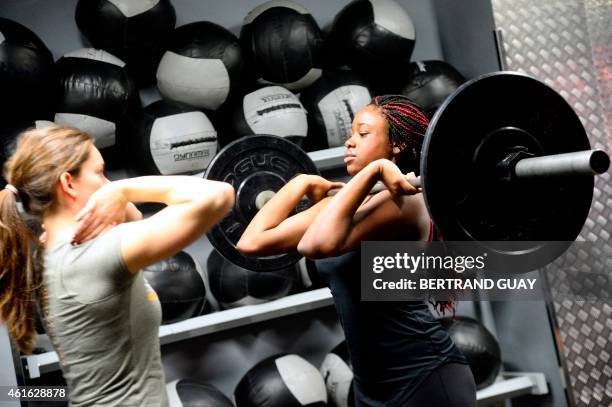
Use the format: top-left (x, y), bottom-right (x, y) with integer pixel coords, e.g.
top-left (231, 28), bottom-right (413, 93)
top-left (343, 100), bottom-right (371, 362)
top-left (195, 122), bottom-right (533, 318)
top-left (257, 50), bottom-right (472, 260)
top-left (236, 174), bottom-right (343, 256)
top-left (125, 202), bottom-right (143, 222)
top-left (298, 159), bottom-right (426, 258)
top-left (76, 176), bottom-right (234, 273)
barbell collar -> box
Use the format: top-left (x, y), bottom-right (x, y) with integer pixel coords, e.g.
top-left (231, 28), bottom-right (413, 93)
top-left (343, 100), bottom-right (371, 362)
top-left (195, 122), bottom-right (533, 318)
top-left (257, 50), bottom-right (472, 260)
top-left (514, 149), bottom-right (610, 179)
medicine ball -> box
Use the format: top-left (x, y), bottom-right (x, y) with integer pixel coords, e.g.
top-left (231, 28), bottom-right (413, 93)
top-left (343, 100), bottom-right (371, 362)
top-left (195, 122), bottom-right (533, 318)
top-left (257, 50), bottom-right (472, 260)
top-left (235, 354), bottom-right (328, 407)
top-left (207, 250), bottom-right (297, 310)
top-left (0, 120), bottom-right (54, 187)
top-left (398, 60), bottom-right (466, 118)
top-left (296, 257), bottom-right (325, 291)
top-left (143, 251), bottom-right (206, 324)
top-left (166, 379), bottom-right (234, 407)
top-left (440, 316), bottom-right (502, 389)
top-left (240, 0), bottom-right (324, 91)
top-left (327, 0), bottom-right (415, 75)
top-left (157, 21), bottom-right (245, 111)
top-left (223, 86), bottom-right (307, 147)
top-left (300, 71), bottom-right (373, 151)
top-left (54, 48), bottom-right (140, 167)
top-left (129, 100), bottom-right (217, 175)
top-left (0, 18), bottom-right (54, 126)
top-left (320, 341), bottom-right (354, 407)
top-left (75, 0), bottom-right (176, 85)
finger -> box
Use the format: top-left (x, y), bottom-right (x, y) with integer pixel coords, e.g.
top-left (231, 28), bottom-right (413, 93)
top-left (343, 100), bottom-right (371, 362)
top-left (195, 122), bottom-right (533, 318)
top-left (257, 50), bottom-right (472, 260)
top-left (73, 219), bottom-right (101, 245)
top-left (72, 211), bottom-right (96, 240)
top-left (402, 180), bottom-right (419, 195)
top-left (75, 205), bottom-right (93, 222)
top-left (72, 215), bottom-right (103, 244)
top-left (79, 221), bottom-right (107, 244)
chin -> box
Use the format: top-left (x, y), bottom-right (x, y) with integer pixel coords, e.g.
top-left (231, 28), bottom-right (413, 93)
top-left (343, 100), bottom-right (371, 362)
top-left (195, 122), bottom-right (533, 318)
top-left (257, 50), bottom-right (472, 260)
top-left (346, 163), bottom-right (364, 175)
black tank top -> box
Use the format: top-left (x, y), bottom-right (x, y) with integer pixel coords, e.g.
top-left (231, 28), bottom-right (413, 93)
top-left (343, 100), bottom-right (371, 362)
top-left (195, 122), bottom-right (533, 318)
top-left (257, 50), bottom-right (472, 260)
top-left (316, 251), bottom-right (466, 406)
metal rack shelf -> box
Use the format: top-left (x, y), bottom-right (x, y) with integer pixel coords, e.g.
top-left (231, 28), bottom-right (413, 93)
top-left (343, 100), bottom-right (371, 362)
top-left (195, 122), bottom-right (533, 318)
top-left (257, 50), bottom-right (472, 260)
top-left (477, 372), bottom-right (548, 404)
top-left (23, 288), bottom-right (335, 379)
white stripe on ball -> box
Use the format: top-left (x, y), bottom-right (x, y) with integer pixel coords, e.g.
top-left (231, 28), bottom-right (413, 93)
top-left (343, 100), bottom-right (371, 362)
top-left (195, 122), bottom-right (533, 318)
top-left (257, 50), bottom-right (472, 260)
top-left (108, 0), bottom-right (161, 18)
top-left (370, 0), bottom-right (415, 40)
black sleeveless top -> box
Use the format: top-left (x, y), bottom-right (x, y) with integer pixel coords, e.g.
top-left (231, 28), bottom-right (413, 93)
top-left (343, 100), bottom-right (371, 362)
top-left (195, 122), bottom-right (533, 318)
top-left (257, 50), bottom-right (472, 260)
top-left (316, 251), bottom-right (467, 406)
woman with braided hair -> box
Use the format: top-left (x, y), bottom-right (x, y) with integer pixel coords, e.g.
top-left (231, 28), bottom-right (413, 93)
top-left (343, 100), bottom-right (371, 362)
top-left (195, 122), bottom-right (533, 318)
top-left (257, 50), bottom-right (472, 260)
top-left (0, 125), bottom-right (234, 406)
top-left (238, 95), bottom-right (476, 407)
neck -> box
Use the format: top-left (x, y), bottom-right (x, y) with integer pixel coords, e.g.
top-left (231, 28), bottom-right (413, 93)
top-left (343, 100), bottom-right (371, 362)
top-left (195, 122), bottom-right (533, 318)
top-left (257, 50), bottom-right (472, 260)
top-left (42, 209), bottom-right (79, 247)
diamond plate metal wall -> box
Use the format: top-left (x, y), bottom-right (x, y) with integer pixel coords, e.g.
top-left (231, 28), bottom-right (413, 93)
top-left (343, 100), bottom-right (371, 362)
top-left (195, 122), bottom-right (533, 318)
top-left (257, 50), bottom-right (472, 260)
top-left (491, 0), bottom-right (611, 406)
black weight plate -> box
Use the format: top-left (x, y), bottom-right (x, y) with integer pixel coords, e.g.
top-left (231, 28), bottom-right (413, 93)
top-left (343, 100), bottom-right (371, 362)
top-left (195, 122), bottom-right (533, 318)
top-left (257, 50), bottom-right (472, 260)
top-left (421, 71), bottom-right (593, 271)
top-left (205, 135), bottom-right (319, 271)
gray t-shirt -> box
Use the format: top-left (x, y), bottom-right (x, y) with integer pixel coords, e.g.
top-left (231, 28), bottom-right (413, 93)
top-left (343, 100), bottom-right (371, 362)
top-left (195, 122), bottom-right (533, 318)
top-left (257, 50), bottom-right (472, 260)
top-left (41, 224), bottom-right (169, 407)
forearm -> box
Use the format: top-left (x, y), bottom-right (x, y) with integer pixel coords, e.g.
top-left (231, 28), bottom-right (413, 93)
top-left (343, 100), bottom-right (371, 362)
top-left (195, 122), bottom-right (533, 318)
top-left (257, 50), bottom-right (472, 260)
top-left (300, 162), bottom-right (381, 255)
top-left (237, 175), bottom-right (324, 255)
top-left (109, 176), bottom-right (228, 206)
top-left (242, 175), bottom-right (311, 235)
top-left (124, 203), bottom-right (143, 222)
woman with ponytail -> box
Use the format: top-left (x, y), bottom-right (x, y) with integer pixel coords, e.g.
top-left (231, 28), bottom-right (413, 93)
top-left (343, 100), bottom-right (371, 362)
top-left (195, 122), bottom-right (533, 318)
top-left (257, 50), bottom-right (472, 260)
top-left (0, 125), bottom-right (234, 406)
top-left (238, 96), bottom-right (476, 407)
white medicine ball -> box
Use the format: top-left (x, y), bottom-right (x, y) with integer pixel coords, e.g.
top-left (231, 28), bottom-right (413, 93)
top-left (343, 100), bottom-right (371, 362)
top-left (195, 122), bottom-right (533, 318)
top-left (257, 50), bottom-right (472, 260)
top-left (129, 100), bottom-right (217, 176)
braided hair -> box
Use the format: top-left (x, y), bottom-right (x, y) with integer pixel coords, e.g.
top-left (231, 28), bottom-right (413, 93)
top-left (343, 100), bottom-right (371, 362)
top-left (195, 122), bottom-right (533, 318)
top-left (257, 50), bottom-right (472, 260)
top-left (370, 95), bottom-right (429, 175)
top-left (370, 96), bottom-right (454, 314)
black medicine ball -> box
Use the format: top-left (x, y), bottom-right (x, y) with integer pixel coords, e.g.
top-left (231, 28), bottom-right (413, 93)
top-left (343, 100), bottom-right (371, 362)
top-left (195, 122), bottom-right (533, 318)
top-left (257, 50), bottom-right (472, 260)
top-left (0, 120), bottom-right (55, 186)
top-left (327, 0), bottom-right (416, 75)
top-left (399, 60), bottom-right (466, 118)
top-left (143, 251), bottom-right (206, 325)
top-left (440, 316), bottom-right (502, 389)
top-left (296, 257), bottom-right (325, 291)
top-left (157, 21), bottom-right (245, 111)
top-left (0, 18), bottom-right (54, 126)
top-left (75, 0), bottom-right (176, 85)
top-left (129, 100), bottom-right (218, 176)
top-left (207, 249), bottom-right (297, 310)
top-left (300, 71), bottom-right (373, 151)
top-left (166, 379), bottom-right (234, 407)
top-left (320, 341), bottom-right (354, 407)
top-left (240, 0), bottom-right (324, 92)
top-left (235, 354), bottom-right (328, 407)
top-left (54, 48), bottom-right (140, 167)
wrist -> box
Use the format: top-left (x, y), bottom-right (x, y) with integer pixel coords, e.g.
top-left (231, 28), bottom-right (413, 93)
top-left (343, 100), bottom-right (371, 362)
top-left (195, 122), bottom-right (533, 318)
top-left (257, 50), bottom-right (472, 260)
top-left (365, 159), bottom-right (386, 177)
top-left (105, 181), bottom-right (129, 204)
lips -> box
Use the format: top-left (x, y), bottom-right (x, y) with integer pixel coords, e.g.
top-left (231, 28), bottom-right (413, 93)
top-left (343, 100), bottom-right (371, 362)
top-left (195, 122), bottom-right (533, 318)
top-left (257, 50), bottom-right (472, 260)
top-left (344, 152), bottom-right (356, 163)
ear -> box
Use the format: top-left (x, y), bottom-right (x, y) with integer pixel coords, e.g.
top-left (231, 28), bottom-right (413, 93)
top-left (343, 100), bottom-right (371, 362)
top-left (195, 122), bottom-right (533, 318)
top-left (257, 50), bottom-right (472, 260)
top-left (392, 145), bottom-right (401, 156)
top-left (58, 172), bottom-right (77, 199)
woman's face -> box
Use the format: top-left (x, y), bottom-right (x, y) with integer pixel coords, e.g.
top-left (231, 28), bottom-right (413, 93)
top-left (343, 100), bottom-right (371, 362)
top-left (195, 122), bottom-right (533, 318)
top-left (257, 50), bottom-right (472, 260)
top-left (72, 145), bottom-right (109, 207)
top-left (344, 105), bottom-right (395, 175)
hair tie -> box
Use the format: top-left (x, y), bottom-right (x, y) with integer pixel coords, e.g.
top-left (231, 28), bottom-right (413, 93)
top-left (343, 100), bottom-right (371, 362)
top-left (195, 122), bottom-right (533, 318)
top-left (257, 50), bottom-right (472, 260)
top-left (4, 184), bottom-right (18, 196)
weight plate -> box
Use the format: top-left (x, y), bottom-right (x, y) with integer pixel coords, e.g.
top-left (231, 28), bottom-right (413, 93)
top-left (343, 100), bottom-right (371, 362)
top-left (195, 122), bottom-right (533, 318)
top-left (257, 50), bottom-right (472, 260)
top-left (421, 71), bottom-right (593, 271)
top-left (205, 134), bottom-right (319, 271)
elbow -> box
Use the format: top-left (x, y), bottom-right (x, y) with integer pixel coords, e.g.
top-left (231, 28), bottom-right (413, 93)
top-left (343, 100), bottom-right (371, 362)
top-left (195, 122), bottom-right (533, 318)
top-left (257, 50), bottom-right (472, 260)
top-left (298, 237), bottom-right (339, 259)
top-left (215, 183), bottom-right (235, 214)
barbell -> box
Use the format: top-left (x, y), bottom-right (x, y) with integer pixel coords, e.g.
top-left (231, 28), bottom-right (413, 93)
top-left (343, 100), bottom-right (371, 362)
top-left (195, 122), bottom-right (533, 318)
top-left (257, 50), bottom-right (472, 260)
top-left (204, 72), bottom-right (610, 272)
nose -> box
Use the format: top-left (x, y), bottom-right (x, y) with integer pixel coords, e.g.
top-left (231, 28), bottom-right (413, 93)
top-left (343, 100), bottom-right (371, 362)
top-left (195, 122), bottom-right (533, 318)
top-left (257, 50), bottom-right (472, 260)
top-left (344, 132), bottom-right (355, 148)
